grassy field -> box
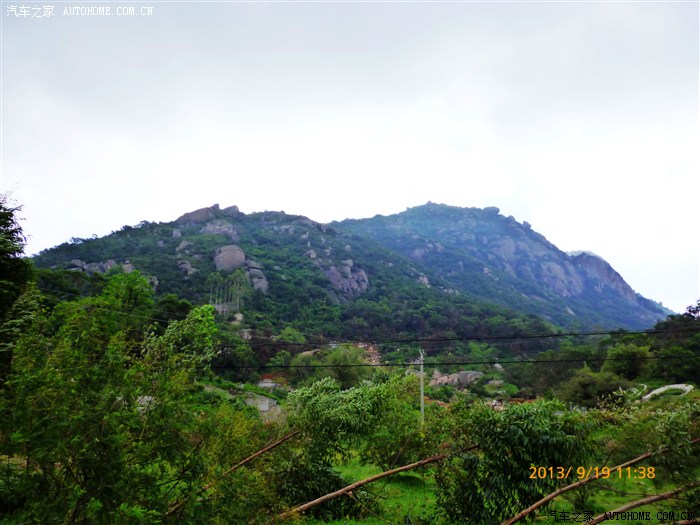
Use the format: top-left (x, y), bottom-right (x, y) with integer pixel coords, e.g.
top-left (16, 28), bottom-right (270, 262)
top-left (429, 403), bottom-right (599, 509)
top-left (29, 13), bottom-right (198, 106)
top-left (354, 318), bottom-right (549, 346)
top-left (302, 458), bottom-right (441, 525)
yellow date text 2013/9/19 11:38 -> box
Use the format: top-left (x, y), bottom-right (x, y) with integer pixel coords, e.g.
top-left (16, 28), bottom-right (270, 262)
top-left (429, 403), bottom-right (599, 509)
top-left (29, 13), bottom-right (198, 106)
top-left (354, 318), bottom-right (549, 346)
top-left (529, 466), bottom-right (656, 480)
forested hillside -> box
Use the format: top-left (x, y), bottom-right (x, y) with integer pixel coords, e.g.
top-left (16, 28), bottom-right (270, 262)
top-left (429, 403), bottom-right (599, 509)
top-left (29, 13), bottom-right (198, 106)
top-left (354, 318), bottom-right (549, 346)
top-left (33, 204), bottom-right (556, 343)
top-left (33, 202), bottom-right (669, 336)
top-left (337, 203), bottom-right (671, 329)
top-left (4, 198), bottom-right (699, 524)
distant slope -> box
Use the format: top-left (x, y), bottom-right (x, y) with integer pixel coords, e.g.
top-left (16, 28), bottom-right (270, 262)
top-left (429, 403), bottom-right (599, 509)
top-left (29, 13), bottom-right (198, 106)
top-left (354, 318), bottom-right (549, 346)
top-left (32, 204), bottom-right (554, 341)
top-left (33, 202), bottom-right (670, 334)
top-left (335, 203), bottom-right (671, 329)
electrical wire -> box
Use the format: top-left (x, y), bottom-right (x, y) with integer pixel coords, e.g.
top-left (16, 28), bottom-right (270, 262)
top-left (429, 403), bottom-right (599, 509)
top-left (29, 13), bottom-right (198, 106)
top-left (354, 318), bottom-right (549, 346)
top-left (214, 354), bottom-right (699, 370)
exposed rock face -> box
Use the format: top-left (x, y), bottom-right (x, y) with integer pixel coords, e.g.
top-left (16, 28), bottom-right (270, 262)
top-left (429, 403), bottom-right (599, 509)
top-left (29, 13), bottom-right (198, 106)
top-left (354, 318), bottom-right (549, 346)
top-left (221, 205), bottom-right (244, 218)
top-left (177, 260), bottom-right (198, 276)
top-left (251, 276), bottom-right (269, 293)
top-left (324, 259), bottom-right (369, 297)
top-left (213, 245), bottom-right (246, 272)
top-left (249, 268), bottom-right (265, 280)
top-left (210, 249), bottom-right (269, 293)
top-left (175, 204), bottom-right (244, 225)
top-left (247, 260), bottom-right (263, 270)
top-left (68, 259), bottom-right (132, 274)
top-left (430, 370), bottom-right (483, 387)
top-left (176, 240), bottom-right (194, 254)
top-left (538, 261), bottom-right (584, 297)
top-left (200, 220), bottom-right (240, 241)
top-left (176, 204), bottom-right (220, 226)
top-left (246, 260), bottom-right (269, 293)
top-left (336, 202), bottom-right (671, 329)
top-left (570, 252), bottom-right (636, 301)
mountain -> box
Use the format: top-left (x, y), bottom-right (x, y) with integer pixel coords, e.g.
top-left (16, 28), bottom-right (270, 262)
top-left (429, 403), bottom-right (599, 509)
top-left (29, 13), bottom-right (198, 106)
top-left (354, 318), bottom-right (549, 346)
top-left (336, 203), bottom-right (671, 329)
top-left (32, 203), bottom-right (670, 337)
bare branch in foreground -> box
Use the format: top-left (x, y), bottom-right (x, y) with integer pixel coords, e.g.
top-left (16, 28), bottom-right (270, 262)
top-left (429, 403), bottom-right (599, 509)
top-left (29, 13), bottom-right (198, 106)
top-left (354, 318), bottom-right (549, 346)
top-left (167, 430), bottom-right (299, 517)
top-left (587, 481), bottom-right (700, 525)
top-left (273, 448), bottom-right (477, 523)
top-left (501, 437), bottom-right (700, 525)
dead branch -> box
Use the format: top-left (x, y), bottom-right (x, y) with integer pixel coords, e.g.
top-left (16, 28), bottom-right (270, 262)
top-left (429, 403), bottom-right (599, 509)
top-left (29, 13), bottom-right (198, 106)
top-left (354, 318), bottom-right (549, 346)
top-left (501, 437), bottom-right (700, 525)
top-left (166, 430), bottom-right (299, 517)
top-left (201, 430), bottom-right (299, 493)
top-left (272, 448), bottom-right (474, 523)
top-left (588, 481), bottom-right (700, 525)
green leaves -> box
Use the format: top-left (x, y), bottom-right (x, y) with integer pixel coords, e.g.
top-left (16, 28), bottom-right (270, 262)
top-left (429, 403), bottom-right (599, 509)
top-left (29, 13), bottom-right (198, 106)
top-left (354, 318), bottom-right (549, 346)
top-left (436, 399), bottom-right (596, 524)
top-left (0, 274), bottom-right (278, 523)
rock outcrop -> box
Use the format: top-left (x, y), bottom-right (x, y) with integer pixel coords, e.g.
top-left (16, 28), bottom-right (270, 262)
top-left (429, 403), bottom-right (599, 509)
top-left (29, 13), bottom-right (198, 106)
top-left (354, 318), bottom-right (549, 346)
top-left (68, 259), bottom-right (134, 274)
top-left (213, 245), bottom-right (246, 272)
top-left (324, 259), bottom-right (369, 298)
top-left (177, 260), bottom-right (198, 276)
top-left (176, 205), bottom-right (220, 226)
top-left (570, 251), bottom-right (636, 301)
top-left (175, 204), bottom-right (244, 226)
top-left (247, 260), bottom-right (269, 293)
top-left (336, 202), bottom-right (671, 329)
top-left (430, 370), bottom-right (483, 388)
top-left (200, 220), bottom-right (240, 241)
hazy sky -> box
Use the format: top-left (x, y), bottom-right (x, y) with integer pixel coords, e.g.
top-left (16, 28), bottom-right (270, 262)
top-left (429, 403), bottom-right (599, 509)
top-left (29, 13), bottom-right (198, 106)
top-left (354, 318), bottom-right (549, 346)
top-left (2, 0), bottom-right (698, 313)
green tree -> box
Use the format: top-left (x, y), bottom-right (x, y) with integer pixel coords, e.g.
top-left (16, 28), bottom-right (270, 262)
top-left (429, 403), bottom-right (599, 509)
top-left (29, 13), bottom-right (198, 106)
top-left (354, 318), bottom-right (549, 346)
top-left (278, 326), bottom-right (306, 344)
top-left (151, 293), bottom-right (192, 333)
top-left (652, 345), bottom-right (700, 383)
top-left (435, 399), bottom-right (596, 524)
top-left (556, 365), bottom-right (631, 408)
top-left (288, 344), bottom-right (371, 389)
top-left (0, 196), bottom-right (33, 384)
top-left (601, 342), bottom-right (652, 380)
top-left (0, 196), bottom-right (32, 319)
top-left (0, 273), bottom-right (277, 523)
top-left (358, 372), bottom-right (445, 471)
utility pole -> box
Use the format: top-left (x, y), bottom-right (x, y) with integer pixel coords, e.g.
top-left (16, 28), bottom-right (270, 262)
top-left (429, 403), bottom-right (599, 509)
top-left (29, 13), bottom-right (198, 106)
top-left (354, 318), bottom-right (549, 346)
top-left (419, 348), bottom-right (425, 428)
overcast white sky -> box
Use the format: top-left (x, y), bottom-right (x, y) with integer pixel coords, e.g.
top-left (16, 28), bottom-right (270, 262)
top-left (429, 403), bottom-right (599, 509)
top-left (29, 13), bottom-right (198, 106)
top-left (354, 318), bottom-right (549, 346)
top-left (1, 0), bottom-right (698, 313)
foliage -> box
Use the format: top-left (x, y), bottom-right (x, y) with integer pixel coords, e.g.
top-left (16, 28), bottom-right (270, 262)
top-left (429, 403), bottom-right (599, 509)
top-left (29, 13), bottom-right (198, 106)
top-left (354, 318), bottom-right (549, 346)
top-left (0, 196), bottom-right (33, 385)
top-left (32, 205), bottom-right (572, 345)
top-left (0, 274), bottom-right (277, 524)
top-left (152, 293), bottom-right (193, 333)
top-left (356, 373), bottom-right (442, 471)
top-left (337, 203), bottom-right (669, 330)
top-left (288, 344), bottom-right (372, 389)
top-left (9, 200), bottom-right (700, 522)
top-left (0, 197), bottom-right (32, 319)
top-left (555, 366), bottom-right (631, 408)
top-left (601, 342), bottom-right (652, 380)
top-left (435, 399), bottom-right (596, 524)
top-left (272, 377), bottom-right (394, 519)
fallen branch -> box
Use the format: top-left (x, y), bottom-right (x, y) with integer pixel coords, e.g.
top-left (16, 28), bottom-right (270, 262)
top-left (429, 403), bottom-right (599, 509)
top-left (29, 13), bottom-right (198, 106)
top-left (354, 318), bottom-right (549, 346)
top-left (201, 430), bottom-right (299, 493)
top-left (166, 430), bottom-right (299, 517)
top-left (501, 437), bottom-right (700, 525)
top-left (588, 481), bottom-right (700, 525)
top-left (273, 447), bottom-right (476, 523)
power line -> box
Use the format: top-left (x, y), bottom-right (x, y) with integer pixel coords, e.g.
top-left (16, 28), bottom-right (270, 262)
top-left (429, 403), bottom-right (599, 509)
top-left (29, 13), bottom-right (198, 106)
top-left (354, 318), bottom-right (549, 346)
top-left (222, 326), bottom-right (700, 349)
top-left (215, 354), bottom-right (699, 370)
top-left (32, 285), bottom-right (700, 348)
